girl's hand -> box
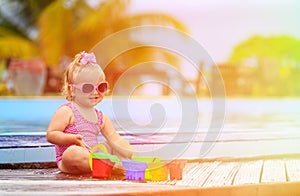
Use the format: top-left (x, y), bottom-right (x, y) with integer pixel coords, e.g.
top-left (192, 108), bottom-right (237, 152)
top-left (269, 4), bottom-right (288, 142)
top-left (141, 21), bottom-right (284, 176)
top-left (73, 134), bottom-right (91, 151)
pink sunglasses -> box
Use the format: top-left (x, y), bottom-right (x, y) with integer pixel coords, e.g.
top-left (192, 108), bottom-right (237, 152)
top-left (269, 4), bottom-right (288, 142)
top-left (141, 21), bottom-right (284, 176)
top-left (70, 81), bottom-right (108, 94)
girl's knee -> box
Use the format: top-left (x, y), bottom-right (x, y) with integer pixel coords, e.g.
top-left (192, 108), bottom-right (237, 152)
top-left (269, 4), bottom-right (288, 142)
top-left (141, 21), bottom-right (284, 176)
top-left (61, 145), bottom-right (90, 174)
top-left (63, 146), bottom-right (89, 164)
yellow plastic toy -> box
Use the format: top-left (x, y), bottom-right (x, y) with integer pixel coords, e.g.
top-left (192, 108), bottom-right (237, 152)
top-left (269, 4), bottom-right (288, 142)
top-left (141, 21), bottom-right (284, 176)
top-left (89, 144), bottom-right (108, 170)
top-left (132, 156), bottom-right (161, 181)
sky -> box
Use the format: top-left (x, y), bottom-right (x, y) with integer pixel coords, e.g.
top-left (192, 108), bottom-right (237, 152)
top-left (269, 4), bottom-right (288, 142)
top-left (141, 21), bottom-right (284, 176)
top-left (129, 0), bottom-right (300, 63)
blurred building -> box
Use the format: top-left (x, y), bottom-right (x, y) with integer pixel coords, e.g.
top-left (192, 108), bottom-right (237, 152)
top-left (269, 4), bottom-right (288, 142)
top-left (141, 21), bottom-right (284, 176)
top-left (215, 63), bottom-right (256, 97)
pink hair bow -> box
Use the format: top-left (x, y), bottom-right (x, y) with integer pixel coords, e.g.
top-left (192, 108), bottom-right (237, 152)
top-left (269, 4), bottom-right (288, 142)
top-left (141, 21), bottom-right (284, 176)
top-left (80, 51), bottom-right (97, 65)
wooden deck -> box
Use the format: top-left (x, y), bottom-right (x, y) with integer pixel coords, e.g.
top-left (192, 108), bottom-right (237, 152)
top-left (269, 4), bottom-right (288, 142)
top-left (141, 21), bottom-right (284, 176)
top-left (175, 158), bottom-right (299, 186)
top-left (1, 156), bottom-right (300, 195)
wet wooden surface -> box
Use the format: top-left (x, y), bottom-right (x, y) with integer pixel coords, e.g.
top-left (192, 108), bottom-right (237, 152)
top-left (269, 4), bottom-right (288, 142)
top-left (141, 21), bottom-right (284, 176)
top-left (2, 156), bottom-right (300, 195)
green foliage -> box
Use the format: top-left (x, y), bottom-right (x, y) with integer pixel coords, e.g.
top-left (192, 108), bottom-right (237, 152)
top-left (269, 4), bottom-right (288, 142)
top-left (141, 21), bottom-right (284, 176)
top-left (230, 35), bottom-right (300, 63)
top-left (0, 0), bottom-right (54, 59)
top-left (229, 35), bottom-right (300, 97)
top-left (0, 0), bottom-right (187, 65)
top-left (0, 0), bottom-right (188, 95)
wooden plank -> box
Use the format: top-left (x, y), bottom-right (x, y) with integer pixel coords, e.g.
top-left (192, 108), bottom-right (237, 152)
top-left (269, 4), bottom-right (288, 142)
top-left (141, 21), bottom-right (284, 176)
top-left (261, 160), bottom-right (286, 183)
top-left (233, 160), bottom-right (263, 185)
top-left (285, 159), bottom-right (300, 182)
top-left (2, 179), bottom-right (300, 196)
top-left (202, 162), bottom-right (240, 187)
top-left (176, 162), bottom-right (220, 187)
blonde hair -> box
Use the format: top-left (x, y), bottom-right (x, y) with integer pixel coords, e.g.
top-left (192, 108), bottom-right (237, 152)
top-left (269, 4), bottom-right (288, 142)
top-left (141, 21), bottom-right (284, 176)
top-left (62, 52), bottom-right (104, 101)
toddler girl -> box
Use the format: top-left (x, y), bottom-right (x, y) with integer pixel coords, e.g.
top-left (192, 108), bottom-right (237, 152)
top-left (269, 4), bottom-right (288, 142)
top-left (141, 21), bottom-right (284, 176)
top-left (46, 51), bottom-right (136, 174)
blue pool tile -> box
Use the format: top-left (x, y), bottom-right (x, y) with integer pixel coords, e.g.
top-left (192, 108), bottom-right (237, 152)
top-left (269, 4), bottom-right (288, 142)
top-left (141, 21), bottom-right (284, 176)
top-left (0, 147), bottom-right (55, 163)
top-left (24, 147), bottom-right (55, 162)
top-left (0, 148), bottom-right (25, 163)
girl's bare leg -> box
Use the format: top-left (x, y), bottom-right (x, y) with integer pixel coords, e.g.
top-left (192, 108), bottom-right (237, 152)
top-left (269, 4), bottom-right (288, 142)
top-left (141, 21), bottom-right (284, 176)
top-left (59, 145), bottom-right (91, 174)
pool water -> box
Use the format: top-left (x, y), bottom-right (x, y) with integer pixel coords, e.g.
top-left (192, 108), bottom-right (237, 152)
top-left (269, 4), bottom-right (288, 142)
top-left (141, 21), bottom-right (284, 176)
top-left (1, 98), bottom-right (300, 160)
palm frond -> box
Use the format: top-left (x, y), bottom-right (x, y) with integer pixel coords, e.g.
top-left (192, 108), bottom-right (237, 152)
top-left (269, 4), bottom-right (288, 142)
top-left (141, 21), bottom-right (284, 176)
top-left (71, 0), bottom-right (130, 53)
top-left (38, 0), bottom-right (72, 66)
top-left (0, 36), bottom-right (38, 59)
top-left (120, 13), bottom-right (189, 33)
top-left (0, 26), bottom-right (22, 37)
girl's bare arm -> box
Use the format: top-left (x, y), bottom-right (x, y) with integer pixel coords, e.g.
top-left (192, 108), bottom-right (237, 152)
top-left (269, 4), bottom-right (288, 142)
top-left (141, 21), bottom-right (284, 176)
top-left (46, 106), bottom-right (85, 147)
top-left (101, 113), bottom-right (137, 159)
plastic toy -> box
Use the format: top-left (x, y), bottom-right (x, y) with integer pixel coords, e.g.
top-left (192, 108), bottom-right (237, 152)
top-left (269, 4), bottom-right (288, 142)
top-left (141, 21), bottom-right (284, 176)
top-left (167, 160), bottom-right (187, 180)
top-left (148, 161), bottom-right (169, 181)
top-left (89, 144), bottom-right (120, 179)
top-left (122, 160), bottom-right (148, 181)
top-left (132, 156), bottom-right (160, 180)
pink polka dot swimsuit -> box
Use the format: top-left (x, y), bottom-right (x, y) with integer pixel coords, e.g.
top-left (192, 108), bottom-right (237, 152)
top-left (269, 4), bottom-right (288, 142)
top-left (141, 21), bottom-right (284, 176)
top-left (55, 102), bottom-right (103, 165)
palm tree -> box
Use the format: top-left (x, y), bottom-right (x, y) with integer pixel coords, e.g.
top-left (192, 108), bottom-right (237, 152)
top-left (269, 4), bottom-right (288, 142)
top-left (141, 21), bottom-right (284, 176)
top-left (229, 35), bottom-right (300, 96)
top-left (0, 0), bottom-right (188, 94)
top-left (0, 0), bottom-right (54, 58)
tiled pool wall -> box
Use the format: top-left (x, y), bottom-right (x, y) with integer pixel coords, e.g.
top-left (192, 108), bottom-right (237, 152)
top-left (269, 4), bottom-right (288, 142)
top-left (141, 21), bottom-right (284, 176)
top-left (2, 97), bottom-right (300, 164)
top-left (0, 147), bottom-right (55, 164)
top-left (0, 97), bottom-right (207, 125)
top-left (0, 97), bottom-right (211, 164)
